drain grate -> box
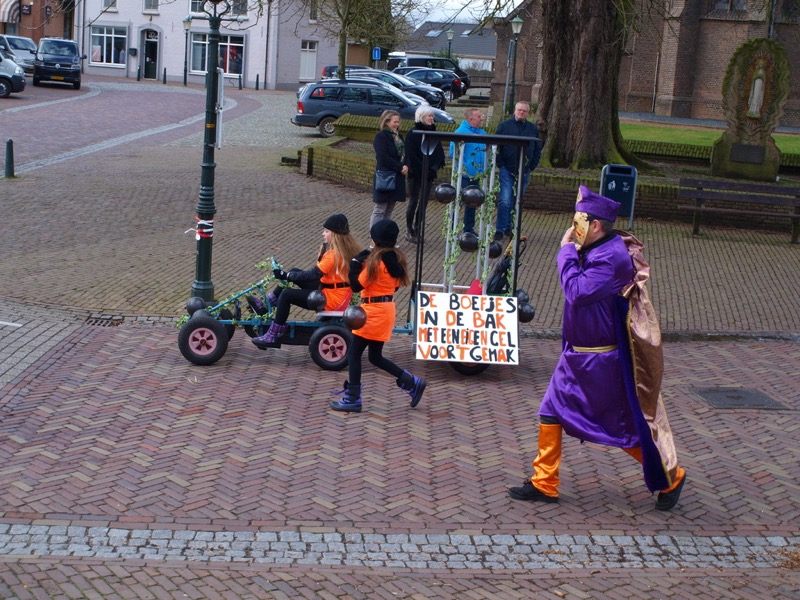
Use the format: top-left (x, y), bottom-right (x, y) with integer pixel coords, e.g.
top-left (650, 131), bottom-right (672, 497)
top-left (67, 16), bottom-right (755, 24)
top-left (85, 315), bottom-right (125, 327)
top-left (695, 387), bottom-right (788, 410)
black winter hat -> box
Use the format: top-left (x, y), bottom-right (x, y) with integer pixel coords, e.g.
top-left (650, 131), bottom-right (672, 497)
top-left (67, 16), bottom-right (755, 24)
top-left (370, 219), bottom-right (399, 248)
top-left (323, 213), bottom-right (350, 234)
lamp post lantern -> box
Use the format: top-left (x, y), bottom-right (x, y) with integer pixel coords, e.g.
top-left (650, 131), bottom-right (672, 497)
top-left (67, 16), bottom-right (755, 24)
top-left (446, 28), bottom-right (454, 58)
top-left (190, 0), bottom-right (231, 301)
top-left (182, 16), bottom-right (192, 86)
top-left (508, 17), bottom-right (523, 115)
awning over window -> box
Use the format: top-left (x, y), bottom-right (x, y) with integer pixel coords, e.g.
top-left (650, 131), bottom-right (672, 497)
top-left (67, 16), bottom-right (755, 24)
top-left (0, 0), bottom-right (20, 24)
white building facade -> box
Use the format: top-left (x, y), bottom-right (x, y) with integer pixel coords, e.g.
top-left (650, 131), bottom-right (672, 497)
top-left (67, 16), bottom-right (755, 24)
top-left (76, 0), bottom-right (340, 89)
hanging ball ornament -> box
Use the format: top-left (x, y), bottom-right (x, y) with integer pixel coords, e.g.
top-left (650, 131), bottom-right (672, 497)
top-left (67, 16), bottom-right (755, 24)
top-left (518, 302), bottom-right (536, 323)
top-left (488, 240), bottom-right (504, 259)
top-left (186, 296), bottom-right (208, 316)
top-left (515, 289), bottom-right (530, 304)
top-left (343, 305), bottom-right (367, 329)
top-left (307, 290), bottom-right (327, 311)
top-left (459, 231), bottom-right (479, 252)
top-left (461, 185), bottom-right (486, 208)
top-left (434, 183), bottom-right (457, 204)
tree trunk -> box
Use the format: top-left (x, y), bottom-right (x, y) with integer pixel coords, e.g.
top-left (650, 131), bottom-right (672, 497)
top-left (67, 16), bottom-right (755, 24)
top-left (537, 0), bottom-right (638, 170)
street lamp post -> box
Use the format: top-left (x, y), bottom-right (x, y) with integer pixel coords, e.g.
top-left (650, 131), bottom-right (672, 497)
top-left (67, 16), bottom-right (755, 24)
top-left (508, 17), bottom-right (523, 116)
top-left (190, 0), bottom-right (231, 301)
top-left (182, 16), bottom-right (192, 86)
top-left (446, 28), bottom-right (454, 58)
top-left (507, 17), bottom-right (522, 114)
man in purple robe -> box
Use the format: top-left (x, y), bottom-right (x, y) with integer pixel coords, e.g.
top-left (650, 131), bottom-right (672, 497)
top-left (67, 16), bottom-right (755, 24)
top-left (509, 186), bottom-right (686, 511)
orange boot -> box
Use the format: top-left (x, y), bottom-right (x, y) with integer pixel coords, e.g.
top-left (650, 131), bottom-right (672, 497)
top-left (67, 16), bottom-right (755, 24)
top-left (508, 424), bottom-right (561, 503)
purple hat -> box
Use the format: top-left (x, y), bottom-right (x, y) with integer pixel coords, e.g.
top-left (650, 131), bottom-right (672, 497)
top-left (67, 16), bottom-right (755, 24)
top-left (574, 185), bottom-right (620, 222)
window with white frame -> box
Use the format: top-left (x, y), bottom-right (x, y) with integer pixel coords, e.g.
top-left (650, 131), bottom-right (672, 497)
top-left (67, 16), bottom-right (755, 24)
top-left (299, 40), bottom-right (317, 81)
top-left (103, 0), bottom-right (117, 10)
top-left (309, 0), bottom-right (317, 21)
top-left (143, 0), bottom-right (158, 12)
top-left (90, 26), bottom-right (127, 66)
top-left (231, 0), bottom-right (247, 15)
top-left (190, 0), bottom-right (203, 13)
top-left (190, 34), bottom-right (244, 75)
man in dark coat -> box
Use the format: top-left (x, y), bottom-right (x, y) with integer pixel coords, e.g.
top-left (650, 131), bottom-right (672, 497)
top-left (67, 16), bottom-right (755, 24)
top-left (493, 101), bottom-right (541, 241)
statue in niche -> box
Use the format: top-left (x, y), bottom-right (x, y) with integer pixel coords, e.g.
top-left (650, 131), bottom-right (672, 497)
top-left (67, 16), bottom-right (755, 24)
top-left (747, 59), bottom-right (767, 118)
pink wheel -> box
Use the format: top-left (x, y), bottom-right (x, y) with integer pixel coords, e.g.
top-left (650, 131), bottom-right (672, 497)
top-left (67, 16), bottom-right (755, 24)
top-left (178, 314), bottom-right (229, 365)
top-left (308, 325), bottom-right (351, 371)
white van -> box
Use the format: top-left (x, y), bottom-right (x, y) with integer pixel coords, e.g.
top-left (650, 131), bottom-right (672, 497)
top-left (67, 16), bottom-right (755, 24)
top-left (0, 52), bottom-right (26, 98)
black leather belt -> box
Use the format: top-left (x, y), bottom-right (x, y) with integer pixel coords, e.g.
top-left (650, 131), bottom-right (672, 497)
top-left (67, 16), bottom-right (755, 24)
top-left (362, 295), bottom-right (394, 304)
top-left (321, 282), bottom-right (350, 289)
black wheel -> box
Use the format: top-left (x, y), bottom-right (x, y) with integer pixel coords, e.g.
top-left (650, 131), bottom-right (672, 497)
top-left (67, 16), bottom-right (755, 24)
top-left (308, 325), bottom-right (351, 371)
top-left (318, 116), bottom-right (336, 137)
top-left (73, 80), bottom-right (81, 90)
top-left (178, 313), bottom-right (229, 366)
top-left (449, 362), bottom-right (490, 376)
top-left (0, 80), bottom-right (10, 99)
top-left (32, 75), bottom-right (40, 86)
top-left (216, 308), bottom-right (236, 340)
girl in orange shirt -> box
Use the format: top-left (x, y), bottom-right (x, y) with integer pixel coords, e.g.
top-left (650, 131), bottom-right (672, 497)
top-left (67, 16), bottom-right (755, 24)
top-left (253, 214), bottom-right (361, 349)
top-left (330, 219), bottom-right (426, 413)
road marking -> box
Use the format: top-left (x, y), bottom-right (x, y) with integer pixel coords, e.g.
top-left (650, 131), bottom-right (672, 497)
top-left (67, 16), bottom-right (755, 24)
top-left (0, 320), bottom-right (23, 328)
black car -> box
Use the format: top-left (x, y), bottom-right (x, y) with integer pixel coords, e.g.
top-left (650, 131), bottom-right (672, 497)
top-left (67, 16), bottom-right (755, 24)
top-left (292, 79), bottom-right (455, 137)
top-left (387, 55), bottom-right (471, 90)
top-left (401, 68), bottom-right (464, 103)
top-left (345, 69), bottom-right (447, 109)
top-left (33, 37), bottom-right (86, 90)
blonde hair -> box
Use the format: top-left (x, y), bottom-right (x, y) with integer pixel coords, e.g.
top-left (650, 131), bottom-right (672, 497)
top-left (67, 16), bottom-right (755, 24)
top-left (364, 246), bottom-right (410, 287)
top-left (378, 110), bottom-right (401, 131)
top-left (322, 232), bottom-right (362, 279)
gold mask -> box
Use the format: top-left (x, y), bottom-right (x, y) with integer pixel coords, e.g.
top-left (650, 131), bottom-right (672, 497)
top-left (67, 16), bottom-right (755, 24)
top-left (573, 211), bottom-right (591, 243)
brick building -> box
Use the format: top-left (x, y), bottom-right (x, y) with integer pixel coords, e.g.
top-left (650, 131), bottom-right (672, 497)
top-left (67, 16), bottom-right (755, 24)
top-left (491, 0), bottom-right (800, 126)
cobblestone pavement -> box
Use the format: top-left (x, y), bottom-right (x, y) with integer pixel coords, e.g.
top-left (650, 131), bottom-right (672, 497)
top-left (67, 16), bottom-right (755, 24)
top-left (1, 76), bottom-right (799, 598)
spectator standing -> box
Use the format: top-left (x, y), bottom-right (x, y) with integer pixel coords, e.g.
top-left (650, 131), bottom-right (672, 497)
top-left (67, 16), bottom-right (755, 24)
top-left (449, 108), bottom-right (487, 234)
top-left (371, 111), bottom-right (408, 231)
top-left (493, 101), bottom-right (541, 241)
top-left (404, 105), bottom-right (445, 243)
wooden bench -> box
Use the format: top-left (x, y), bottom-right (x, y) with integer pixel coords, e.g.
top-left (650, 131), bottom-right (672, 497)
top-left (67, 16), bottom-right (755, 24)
top-left (677, 178), bottom-right (800, 244)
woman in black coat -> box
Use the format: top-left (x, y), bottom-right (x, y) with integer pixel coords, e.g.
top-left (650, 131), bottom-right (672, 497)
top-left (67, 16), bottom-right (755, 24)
top-left (403, 105), bottom-right (445, 243)
top-left (371, 110), bottom-right (408, 231)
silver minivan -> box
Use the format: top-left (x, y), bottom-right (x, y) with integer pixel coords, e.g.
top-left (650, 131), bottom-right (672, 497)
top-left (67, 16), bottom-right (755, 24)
top-left (0, 34), bottom-right (37, 75)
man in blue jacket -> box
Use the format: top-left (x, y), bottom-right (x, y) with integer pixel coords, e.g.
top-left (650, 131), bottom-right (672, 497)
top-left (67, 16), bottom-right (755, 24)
top-left (449, 108), bottom-right (487, 234)
top-left (494, 101), bottom-right (541, 241)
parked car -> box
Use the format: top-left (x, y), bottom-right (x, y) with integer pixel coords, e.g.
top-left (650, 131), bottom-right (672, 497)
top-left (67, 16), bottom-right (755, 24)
top-left (292, 79), bottom-right (455, 137)
top-left (387, 55), bottom-right (471, 90)
top-left (320, 64), bottom-right (371, 78)
top-left (399, 68), bottom-right (463, 103)
top-left (0, 34), bottom-right (37, 74)
top-left (33, 37), bottom-right (86, 89)
top-left (344, 69), bottom-right (447, 108)
top-left (0, 52), bottom-right (26, 98)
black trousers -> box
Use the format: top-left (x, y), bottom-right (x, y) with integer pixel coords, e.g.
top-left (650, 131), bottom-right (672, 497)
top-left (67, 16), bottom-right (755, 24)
top-left (347, 335), bottom-right (403, 386)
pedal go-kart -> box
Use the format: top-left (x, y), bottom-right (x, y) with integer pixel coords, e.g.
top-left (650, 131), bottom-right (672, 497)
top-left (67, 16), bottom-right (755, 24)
top-left (177, 259), bottom-right (354, 370)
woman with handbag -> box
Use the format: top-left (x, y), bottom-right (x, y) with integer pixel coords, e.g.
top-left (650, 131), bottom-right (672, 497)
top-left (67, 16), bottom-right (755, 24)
top-left (371, 110), bottom-right (408, 231)
top-left (404, 105), bottom-right (445, 243)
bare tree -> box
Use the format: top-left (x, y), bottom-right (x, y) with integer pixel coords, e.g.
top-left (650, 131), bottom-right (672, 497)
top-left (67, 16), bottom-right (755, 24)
top-left (293, 0), bottom-right (421, 75)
